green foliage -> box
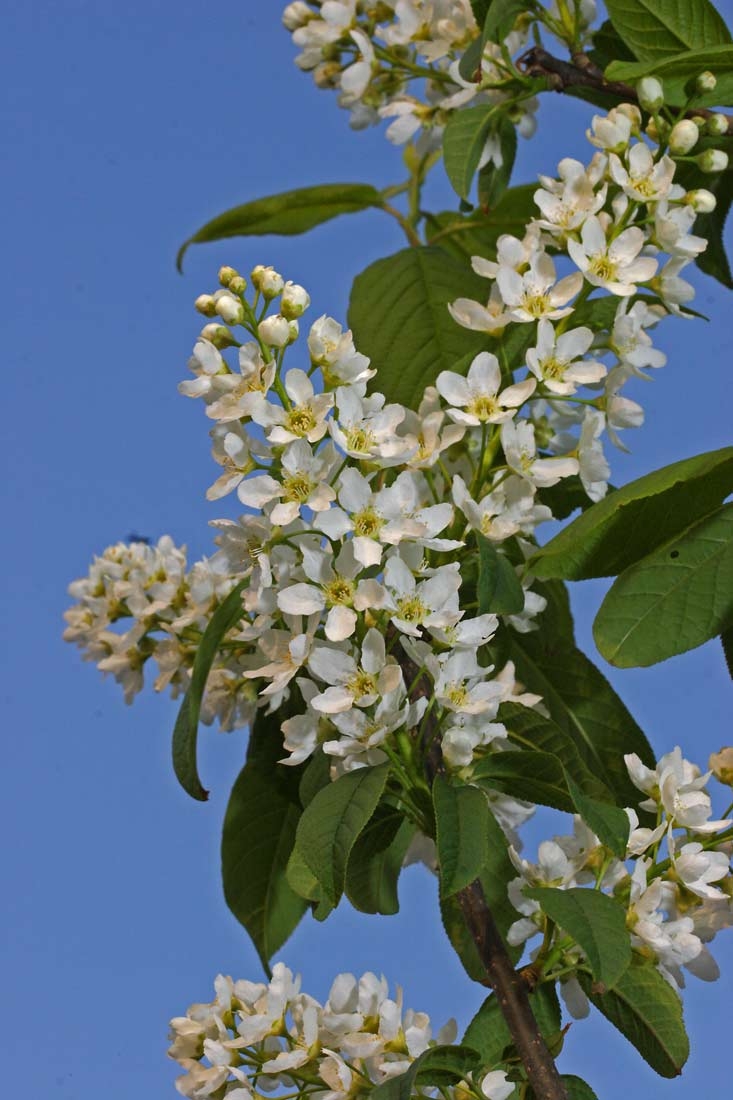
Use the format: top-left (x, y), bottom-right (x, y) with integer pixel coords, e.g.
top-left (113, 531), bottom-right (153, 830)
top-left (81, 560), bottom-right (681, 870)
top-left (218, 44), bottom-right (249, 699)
top-left (605, 0), bottom-right (731, 62)
top-left (478, 537), bottom-right (526, 615)
top-left (477, 116), bottom-right (518, 211)
top-left (526, 887), bottom-right (631, 989)
top-left (588, 19), bottom-right (637, 70)
top-left (443, 105), bottom-right (500, 200)
top-left (564, 774), bottom-right (630, 859)
top-left (348, 247), bottom-right (487, 408)
top-left (676, 136), bottom-right (733, 289)
top-left (578, 956), bottom-right (690, 1077)
top-left (606, 45), bottom-right (733, 106)
top-left (473, 749), bottom-right (574, 813)
top-left (344, 805), bottom-right (415, 915)
top-left (434, 777), bottom-right (493, 897)
top-left (424, 184), bottom-right (539, 263)
top-left (463, 984), bottom-right (562, 1066)
top-left (484, 0), bottom-right (528, 43)
top-left (221, 712), bottom-right (306, 971)
top-left (530, 447), bottom-right (733, 581)
top-left (172, 578), bottom-right (248, 800)
top-left (290, 762), bottom-right (390, 914)
top-left (722, 625), bottom-right (733, 678)
top-left (176, 183), bottom-right (383, 270)
top-left (594, 503), bottom-right (733, 666)
top-left (557, 1077), bottom-right (600, 1100)
top-left (370, 1046), bottom-right (481, 1100)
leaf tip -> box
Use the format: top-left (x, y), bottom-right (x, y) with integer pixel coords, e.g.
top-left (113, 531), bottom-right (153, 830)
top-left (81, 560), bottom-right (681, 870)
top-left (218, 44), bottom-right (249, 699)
top-left (176, 240), bottom-right (190, 273)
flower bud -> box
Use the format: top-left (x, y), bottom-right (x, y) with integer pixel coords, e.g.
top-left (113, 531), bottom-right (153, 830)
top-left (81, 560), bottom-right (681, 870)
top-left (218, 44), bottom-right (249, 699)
top-left (287, 319), bottom-right (300, 344)
top-left (251, 265), bottom-right (284, 298)
top-left (696, 148), bottom-right (729, 173)
top-left (218, 265), bottom-right (238, 287)
top-left (686, 188), bottom-right (717, 213)
top-left (706, 113), bottom-right (729, 137)
top-left (709, 747), bottom-right (733, 786)
top-left (281, 281), bottom-right (311, 319)
top-left (617, 103), bottom-right (642, 128)
top-left (201, 323), bottom-right (237, 349)
top-left (282, 1), bottom-right (312, 30)
top-left (228, 275), bottom-right (248, 295)
top-left (194, 294), bottom-right (217, 317)
top-left (313, 61), bottom-right (342, 89)
top-left (216, 293), bottom-right (245, 325)
top-left (645, 117), bottom-right (669, 144)
top-left (637, 77), bottom-right (664, 112)
top-left (258, 314), bottom-right (291, 348)
top-left (669, 119), bottom-right (700, 155)
top-left (696, 71), bottom-right (717, 93)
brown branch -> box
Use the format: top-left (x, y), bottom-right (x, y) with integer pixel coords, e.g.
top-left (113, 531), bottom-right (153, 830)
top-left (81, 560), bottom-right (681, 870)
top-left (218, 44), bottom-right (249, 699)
top-left (517, 46), bottom-right (733, 135)
top-left (391, 629), bottom-right (568, 1100)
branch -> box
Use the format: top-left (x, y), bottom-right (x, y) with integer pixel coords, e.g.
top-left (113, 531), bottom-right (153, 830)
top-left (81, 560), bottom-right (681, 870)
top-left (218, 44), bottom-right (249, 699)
top-left (392, 631), bottom-right (568, 1100)
top-left (517, 46), bottom-right (733, 135)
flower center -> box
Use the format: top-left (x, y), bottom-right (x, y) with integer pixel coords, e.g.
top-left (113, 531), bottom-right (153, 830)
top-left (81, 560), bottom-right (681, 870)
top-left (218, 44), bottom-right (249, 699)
top-left (347, 668), bottom-right (377, 700)
top-left (396, 595), bottom-right (426, 624)
top-left (589, 255), bottom-right (617, 282)
top-left (286, 407), bottom-right (317, 436)
top-left (323, 577), bottom-right (355, 606)
top-left (282, 474), bottom-right (315, 502)
top-left (353, 507), bottom-right (384, 538)
top-left (468, 395), bottom-right (500, 421)
top-left (521, 291), bottom-right (551, 318)
top-left (345, 426), bottom-right (376, 454)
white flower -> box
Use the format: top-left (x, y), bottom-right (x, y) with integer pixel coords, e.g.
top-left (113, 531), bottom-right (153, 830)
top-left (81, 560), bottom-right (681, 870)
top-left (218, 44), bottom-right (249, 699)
top-left (308, 629), bottom-right (403, 713)
top-left (568, 216), bottom-right (658, 296)
top-left (277, 542), bottom-right (370, 642)
top-left (428, 649), bottom-right (506, 715)
top-left (587, 106), bottom-right (635, 152)
top-left (205, 343), bottom-right (277, 423)
top-left (250, 368), bottom-right (333, 444)
top-left (381, 556), bottom-right (462, 638)
top-left (526, 319), bottom-right (606, 395)
top-left (308, 315), bottom-right (374, 387)
top-left (330, 386), bottom-right (412, 463)
top-left (611, 299), bottom-right (667, 375)
top-left (238, 439), bottom-right (337, 525)
top-left (670, 837), bottom-right (730, 901)
top-left (609, 143), bottom-right (676, 203)
top-left (497, 252), bottom-right (583, 322)
top-left (340, 29), bottom-right (375, 103)
top-left (481, 1070), bottom-right (514, 1100)
top-left (448, 282), bottom-right (513, 334)
top-left (533, 156), bottom-right (607, 233)
top-left (578, 408), bottom-right (610, 502)
top-left (436, 351), bottom-right (535, 425)
top-left (501, 420), bottom-right (579, 488)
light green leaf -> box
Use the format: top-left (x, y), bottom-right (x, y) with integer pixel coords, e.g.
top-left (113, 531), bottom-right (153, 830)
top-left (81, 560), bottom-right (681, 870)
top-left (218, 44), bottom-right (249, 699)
top-left (348, 247), bottom-right (487, 409)
top-left (292, 762), bottom-right (390, 909)
top-left (286, 846), bottom-right (324, 906)
top-left (594, 503), bottom-right (733, 667)
top-left (473, 749), bottom-right (574, 813)
top-left (172, 578), bottom-right (248, 800)
top-left (424, 183), bottom-right (539, 264)
top-left (525, 887), bottom-right (631, 989)
top-left (443, 105), bottom-right (499, 200)
top-left (530, 447), bottom-right (733, 580)
top-left (177, 183), bottom-right (383, 270)
top-left (478, 537), bottom-right (525, 615)
top-left (606, 44), bottom-right (733, 106)
top-left (371, 1046), bottom-right (481, 1100)
top-left (605, 0), bottom-right (731, 62)
top-left (459, 34), bottom-right (485, 82)
top-left (345, 805), bottom-right (415, 915)
top-left (578, 955), bottom-right (690, 1077)
top-left (221, 714), bottom-right (306, 971)
top-left (463, 984), bottom-right (562, 1066)
top-left (298, 747), bottom-right (332, 808)
top-left (434, 777), bottom-right (492, 897)
top-left (565, 773), bottom-right (630, 859)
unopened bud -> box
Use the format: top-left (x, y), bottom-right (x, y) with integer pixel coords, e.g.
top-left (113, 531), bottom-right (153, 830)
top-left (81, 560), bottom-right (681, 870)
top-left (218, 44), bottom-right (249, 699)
top-left (686, 188), bottom-right (717, 213)
top-left (281, 281), bottom-right (311, 319)
top-left (669, 119), bottom-right (700, 155)
top-left (282, 1), bottom-right (313, 30)
top-left (258, 314), bottom-right (291, 348)
top-left (218, 265), bottom-right (238, 287)
top-left (645, 117), bottom-right (669, 144)
top-left (287, 319), bottom-right (300, 345)
top-left (216, 293), bottom-right (245, 325)
top-left (251, 265), bottom-right (285, 298)
top-left (696, 148), bottom-right (729, 173)
top-left (617, 103), bottom-right (642, 128)
top-left (706, 113), bottom-right (729, 137)
top-left (194, 294), bottom-right (217, 317)
top-left (710, 747), bottom-right (733, 786)
top-left (201, 323), bottom-right (237, 349)
top-left (228, 275), bottom-right (248, 296)
top-left (696, 71), bottom-right (717, 94)
top-left (637, 77), bottom-right (664, 112)
top-left (313, 61), bottom-right (342, 89)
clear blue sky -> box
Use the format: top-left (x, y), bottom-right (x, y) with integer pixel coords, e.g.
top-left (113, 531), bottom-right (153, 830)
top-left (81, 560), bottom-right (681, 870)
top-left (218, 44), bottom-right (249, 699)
top-left (2, 3), bottom-right (732, 1097)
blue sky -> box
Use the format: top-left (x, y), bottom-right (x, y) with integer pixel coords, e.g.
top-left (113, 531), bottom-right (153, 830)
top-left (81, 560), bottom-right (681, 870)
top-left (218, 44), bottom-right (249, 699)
top-left (2, 2), bottom-right (732, 1097)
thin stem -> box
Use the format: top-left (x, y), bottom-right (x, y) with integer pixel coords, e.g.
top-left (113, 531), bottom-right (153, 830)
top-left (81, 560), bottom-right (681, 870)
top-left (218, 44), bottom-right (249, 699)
top-left (381, 201), bottom-right (423, 247)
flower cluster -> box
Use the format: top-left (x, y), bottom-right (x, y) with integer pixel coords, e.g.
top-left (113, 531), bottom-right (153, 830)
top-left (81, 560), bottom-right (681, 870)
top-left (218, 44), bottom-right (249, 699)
top-left (507, 748), bottom-right (733, 1006)
top-left (282, 0), bottom-right (541, 150)
top-left (168, 963), bottom-right (513, 1100)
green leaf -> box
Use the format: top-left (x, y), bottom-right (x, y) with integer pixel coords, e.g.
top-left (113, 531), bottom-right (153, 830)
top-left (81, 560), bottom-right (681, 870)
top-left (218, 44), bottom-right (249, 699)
top-left (588, 19), bottom-right (637, 70)
top-left (470, 0), bottom-right (492, 24)
top-left (286, 846), bottom-right (324, 906)
top-left (477, 116), bottom-right (517, 210)
top-left (525, 887), bottom-right (631, 989)
top-left (172, 578), bottom-right (248, 800)
top-left (676, 136), bottom-right (733, 289)
top-left (484, 0), bottom-right (528, 43)
top-left (478, 537), bottom-right (525, 615)
top-left (530, 447), bottom-right (733, 580)
top-left (345, 805), bottom-right (415, 915)
top-left (371, 1046), bottom-right (481, 1100)
top-left (348, 247), bottom-right (487, 409)
top-left (177, 183), bottom-right (382, 270)
top-left (558, 1077), bottom-right (600, 1100)
top-left (459, 34), bottom-right (485, 82)
top-left (292, 762), bottom-right (390, 909)
top-left (298, 747), bottom-right (332, 808)
top-left (424, 183), bottom-right (539, 263)
top-left (443, 105), bottom-right (499, 200)
top-left (463, 984), bottom-right (562, 1066)
top-left (722, 625), bottom-right (733, 679)
top-left (594, 503), bottom-right (733, 667)
top-left (605, 0), bottom-right (731, 62)
top-left (473, 749), bottom-right (574, 812)
top-left (221, 714), bottom-right (307, 971)
top-left (578, 955), bottom-right (690, 1077)
top-left (565, 773), bottom-right (630, 859)
top-left (606, 44), bottom-right (733, 106)
top-left (434, 777), bottom-right (492, 897)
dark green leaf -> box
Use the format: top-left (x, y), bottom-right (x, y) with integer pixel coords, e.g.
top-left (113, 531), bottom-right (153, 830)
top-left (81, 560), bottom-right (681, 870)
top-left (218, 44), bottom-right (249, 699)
top-left (172, 578), bottom-right (248, 800)
top-left (578, 956), bottom-right (690, 1077)
top-left (470, 1), bottom-right (492, 24)
top-left (371, 1046), bottom-right (481, 1100)
top-left (605, 0), bottom-right (731, 62)
top-left (478, 537), bottom-right (526, 615)
top-left (434, 777), bottom-right (492, 897)
top-left (221, 713), bottom-right (306, 971)
top-left (292, 762), bottom-right (390, 909)
top-left (477, 116), bottom-right (517, 210)
top-left (588, 19), bottom-right (637, 69)
top-left (538, 477), bottom-right (597, 520)
top-left (177, 183), bottom-right (382, 270)
top-left (299, 747), bottom-right (332, 808)
top-left (473, 750), bottom-right (574, 812)
top-left (526, 887), bottom-right (631, 989)
top-left (722, 626), bottom-right (733, 678)
top-left (463, 983), bottom-right (562, 1066)
top-left (286, 846), bottom-right (324, 905)
top-left (348, 247), bottom-right (487, 409)
top-left (530, 447), bottom-right (733, 580)
top-left (459, 34), bottom-right (485, 83)
top-left (443, 105), bottom-right (499, 200)
top-left (345, 804), bottom-right (415, 915)
top-left (606, 45), bottom-right (733, 106)
top-left (559, 1077), bottom-right (600, 1100)
top-left (565, 774), bottom-right (630, 859)
top-left (484, 0), bottom-right (528, 43)
top-left (594, 503), bottom-right (733, 667)
top-left (424, 183), bottom-right (539, 264)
